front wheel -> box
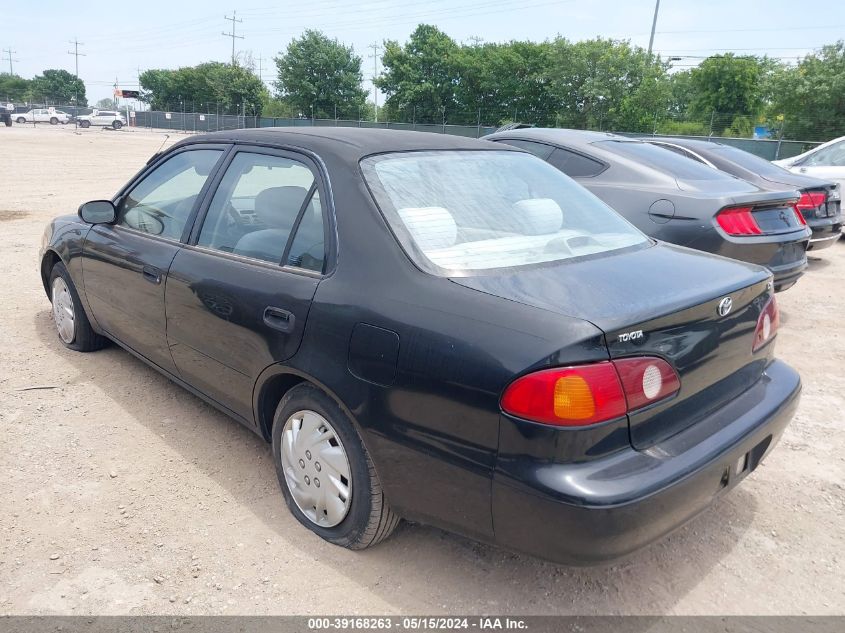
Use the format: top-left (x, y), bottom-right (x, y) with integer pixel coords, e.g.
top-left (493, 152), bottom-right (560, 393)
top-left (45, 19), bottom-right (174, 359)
top-left (16, 117), bottom-right (25, 124)
top-left (272, 383), bottom-right (400, 549)
top-left (50, 117), bottom-right (58, 125)
top-left (79, 120), bottom-right (90, 128)
top-left (49, 261), bottom-right (108, 352)
top-left (112, 121), bottom-right (123, 130)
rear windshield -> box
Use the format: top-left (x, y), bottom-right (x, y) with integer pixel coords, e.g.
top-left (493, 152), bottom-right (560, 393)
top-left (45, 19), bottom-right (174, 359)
top-left (709, 145), bottom-right (793, 178)
top-left (596, 140), bottom-right (731, 181)
top-left (361, 150), bottom-right (648, 275)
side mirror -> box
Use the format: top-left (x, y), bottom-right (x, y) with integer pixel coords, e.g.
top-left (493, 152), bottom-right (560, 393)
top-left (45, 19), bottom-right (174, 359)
top-left (78, 200), bottom-right (116, 224)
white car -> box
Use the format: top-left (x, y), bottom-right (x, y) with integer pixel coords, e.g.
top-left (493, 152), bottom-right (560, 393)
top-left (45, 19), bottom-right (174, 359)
top-left (14, 108), bottom-right (72, 125)
top-left (774, 135), bottom-right (845, 191)
top-left (76, 110), bottom-right (126, 129)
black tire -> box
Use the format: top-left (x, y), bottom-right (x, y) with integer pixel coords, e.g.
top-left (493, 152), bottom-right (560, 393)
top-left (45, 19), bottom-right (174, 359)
top-left (3, 119), bottom-right (10, 127)
top-left (80, 120), bottom-right (90, 128)
top-left (49, 261), bottom-right (108, 352)
top-left (271, 383), bottom-right (400, 549)
top-left (50, 117), bottom-right (58, 125)
top-left (112, 121), bottom-right (122, 130)
top-left (16, 117), bottom-right (25, 124)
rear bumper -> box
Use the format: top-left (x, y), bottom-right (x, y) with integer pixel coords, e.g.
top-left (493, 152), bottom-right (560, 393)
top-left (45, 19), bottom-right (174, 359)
top-left (492, 359), bottom-right (801, 565)
top-left (806, 216), bottom-right (842, 251)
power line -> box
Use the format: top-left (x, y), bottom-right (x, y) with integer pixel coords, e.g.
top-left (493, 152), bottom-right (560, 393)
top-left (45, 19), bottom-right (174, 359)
top-left (222, 11), bottom-right (244, 65)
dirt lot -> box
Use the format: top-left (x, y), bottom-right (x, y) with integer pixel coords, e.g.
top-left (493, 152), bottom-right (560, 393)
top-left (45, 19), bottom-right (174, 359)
top-left (0, 124), bottom-right (843, 616)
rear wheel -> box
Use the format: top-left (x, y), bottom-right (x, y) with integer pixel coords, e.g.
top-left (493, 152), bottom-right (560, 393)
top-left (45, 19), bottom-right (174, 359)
top-left (50, 117), bottom-right (58, 125)
top-left (271, 383), bottom-right (400, 549)
top-left (49, 261), bottom-right (107, 352)
top-left (3, 119), bottom-right (10, 127)
top-left (112, 120), bottom-right (122, 130)
top-left (16, 117), bottom-right (25, 124)
top-left (80, 120), bottom-right (90, 128)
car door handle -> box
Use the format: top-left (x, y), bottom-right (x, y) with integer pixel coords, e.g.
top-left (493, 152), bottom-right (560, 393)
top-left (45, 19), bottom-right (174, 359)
top-left (142, 265), bottom-right (162, 284)
top-left (263, 306), bottom-right (295, 333)
top-left (799, 167), bottom-right (807, 173)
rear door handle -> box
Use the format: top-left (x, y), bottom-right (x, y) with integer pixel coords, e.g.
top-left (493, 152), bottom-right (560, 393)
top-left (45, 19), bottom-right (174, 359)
top-left (142, 265), bottom-right (162, 284)
top-left (263, 306), bottom-right (295, 333)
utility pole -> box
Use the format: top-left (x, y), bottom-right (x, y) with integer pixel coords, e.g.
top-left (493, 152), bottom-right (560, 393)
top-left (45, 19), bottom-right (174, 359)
top-left (2, 48), bottom-right (18, 75)
top-left (368, 42), bottom-right (381, 123)
top-left (647, 0), bottom-right (661, 55)
top-left (222, 11), bottom-right (244, 65)
top-left (67, 39), bottom-right (85, 128)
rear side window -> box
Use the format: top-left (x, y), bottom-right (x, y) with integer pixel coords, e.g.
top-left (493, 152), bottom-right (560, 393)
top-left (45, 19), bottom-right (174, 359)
top-left (597, 140), bottom-right (728, 180)
top-left (710, 145), bottom-right (793, 176)
top-left (802, 140), bottom-right (845, 167)
top-left (547, 147), bottom-right (607, 177)
top-left (196, 152), bottom-right (325, 271)
top-left (361, 150), bottom-right (648, 275)
top-left (494, 139), bottom-right (554, 160)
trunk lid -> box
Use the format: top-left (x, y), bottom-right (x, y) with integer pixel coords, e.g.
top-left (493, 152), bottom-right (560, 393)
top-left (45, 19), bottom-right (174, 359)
top-left (451, 242), bottom-right (774, 448)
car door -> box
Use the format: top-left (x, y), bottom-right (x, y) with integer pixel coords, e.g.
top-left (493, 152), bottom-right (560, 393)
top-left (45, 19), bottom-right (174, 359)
top-left (81, 145), bottom-right (228, 375)
top-left (165, 147), bottom-right (328, 420)
top-left (793, 140), bottom-right (845, 190)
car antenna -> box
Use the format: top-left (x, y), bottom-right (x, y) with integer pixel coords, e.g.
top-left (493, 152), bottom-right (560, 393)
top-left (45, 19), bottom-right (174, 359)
top-left (155, 134), bottom-right (170, 155)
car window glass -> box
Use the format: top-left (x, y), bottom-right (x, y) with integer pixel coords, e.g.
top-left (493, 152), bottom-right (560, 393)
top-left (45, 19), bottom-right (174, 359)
top-left (710, 145), bottom-right (793, 177)
top-left (117, 149), bottom-right (223, 239)
top-left (494, 139), bottom-right (554, 160)
top-left (547, 147), bottom-right (607, 177)
top-left (804, 141), bottom-right (845, 167)
top-left (286, 190), bottom-right (326, 272)
top-left (362, 150), bottom-right (648, 275)
top-left (596, 140), bottom-right (729, 180)
top-left (197, 152), bottom-right (317, 265)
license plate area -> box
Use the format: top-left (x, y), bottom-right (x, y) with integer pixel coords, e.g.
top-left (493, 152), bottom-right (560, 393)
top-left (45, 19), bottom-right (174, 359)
top-left (719, 434), bottom-right (773, 489)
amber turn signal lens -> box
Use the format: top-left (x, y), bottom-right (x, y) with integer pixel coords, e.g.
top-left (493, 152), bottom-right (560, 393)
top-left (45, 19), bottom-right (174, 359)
top-left (553, 375), bottom-right (596, 420)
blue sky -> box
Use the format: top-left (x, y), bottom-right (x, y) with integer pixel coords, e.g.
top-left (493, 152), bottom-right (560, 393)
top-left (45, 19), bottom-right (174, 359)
top-left (2, 0), bottom-right (844, 103)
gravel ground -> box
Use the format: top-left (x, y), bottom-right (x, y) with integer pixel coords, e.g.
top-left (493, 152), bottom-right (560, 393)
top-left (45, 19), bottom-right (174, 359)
top-left (1, 124), bottom-right (843, 616)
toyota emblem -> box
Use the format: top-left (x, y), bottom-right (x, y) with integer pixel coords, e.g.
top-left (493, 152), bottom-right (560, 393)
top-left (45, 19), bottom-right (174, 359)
top-left (717, 297), bottom-right (733, 317)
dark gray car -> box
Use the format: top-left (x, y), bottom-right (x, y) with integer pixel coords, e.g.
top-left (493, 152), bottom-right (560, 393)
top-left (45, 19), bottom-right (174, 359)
top-left (643, 137), bottom-right (842, 251)
top-left (486, 129), bottom-right (811, 291)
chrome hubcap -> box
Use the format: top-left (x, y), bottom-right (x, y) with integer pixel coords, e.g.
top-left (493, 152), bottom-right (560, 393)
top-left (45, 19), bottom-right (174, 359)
top-left (51, 277), bottom-right (75, 344)
top-left (280, 410), bottom-right (352, 527)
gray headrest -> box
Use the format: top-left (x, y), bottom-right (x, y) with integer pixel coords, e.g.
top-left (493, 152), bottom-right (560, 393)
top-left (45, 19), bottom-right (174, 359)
top-left (254, 186), bottom-right (309, 229)
top-left (513, 198), bottom-right (563, 235)
top-left (398, 207), bottom-right (458, 251)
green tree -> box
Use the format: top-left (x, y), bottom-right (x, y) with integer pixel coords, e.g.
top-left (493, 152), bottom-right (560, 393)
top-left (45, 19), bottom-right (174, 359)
top-left (547, 38), bottom-right (670, 132)
top-left (767, 41), bottom-right (845, 141)
top-left (139, 62), bottom-right (267, 115)
top-left (28, 69), bottom-right (86, 105)
top-left (96, 98), bottom-right (115, 109)
top-left (273, 30), bottom-right (367, 119)
top-left (0, 73), bottom-right (30, 102)
top-left (688, 54), bottom-right (764, 119)
top-left (455, 40), bottom-right (555, 126)
top-left (377, 24), bottom-right (460, 123)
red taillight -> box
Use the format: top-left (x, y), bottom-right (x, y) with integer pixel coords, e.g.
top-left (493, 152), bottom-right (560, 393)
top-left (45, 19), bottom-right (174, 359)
top-left (752, 296), bottom-right (780, 352)
top-left (501, 357), bottom-right (680, 427)
top-left (613, 357), bottom-right (681, 411)
top-left (716, 206), bottom-right (762, 236)
top-left (794, 191), bottom-right (824, 223)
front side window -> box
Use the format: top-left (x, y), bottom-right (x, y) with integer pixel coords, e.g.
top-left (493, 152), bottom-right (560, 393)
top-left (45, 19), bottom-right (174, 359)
top-left (196, 152), bottom-right (325, 270)
top-left (118, 149), bottom-right (223, 239)
top-left (361, 150), bottom-right (648, 275)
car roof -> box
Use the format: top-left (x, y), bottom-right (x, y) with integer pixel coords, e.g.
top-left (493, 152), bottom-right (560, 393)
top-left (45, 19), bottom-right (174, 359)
top-left (647, 137), bottom-right (724, 151)
top-left (180, 127), bottom-right (515, 161)
top-left (486, 127), bottom-right (619, 149)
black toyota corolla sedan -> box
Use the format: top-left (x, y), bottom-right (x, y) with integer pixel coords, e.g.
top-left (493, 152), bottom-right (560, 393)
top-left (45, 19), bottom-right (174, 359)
top-left (39, 128), bottom-right (800, 564)
top-left (642, 137), bottom-right (842, 251)
top-left (485, 128), bottom-right (812, 291)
